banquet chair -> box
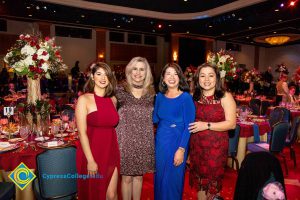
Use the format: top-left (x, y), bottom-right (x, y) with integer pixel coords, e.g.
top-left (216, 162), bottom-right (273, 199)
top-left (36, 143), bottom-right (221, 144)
top-left (269, 107), bottom-right (284, 127)
top-left (228, 125), bottom-right (240, 171)
top-left (234, 152), bottom-right (286, 200)
top-left (249, 99), bottom-right (261, 115)
top-left (0, 182), bottom-right (15, 200)
top-left (247, 122), bottom-right (289, 175)
top-left (33, 146), bottom-right (77, 200)
top-left (285, 116), bottom-right (300, 168)
top-left (260, 101), bottom-right (271, 116)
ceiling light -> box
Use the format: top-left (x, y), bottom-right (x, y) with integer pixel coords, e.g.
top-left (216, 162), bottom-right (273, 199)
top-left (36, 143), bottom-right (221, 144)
top-left (238, 17), bottom-right (243, 21)
top-left (27, 6), bottom-right (30, 9)
top-left (53, 10), bottom-right (56, 13)
top-left (290, 1), bottom-right (295, 6)
top-left (43, 6), bottom-right (47, 10)
top-left (246, 36), bottom-right (250, 39)
top-left (278, 19), bottom-right (282, 22)
top-left (273, 31), bottom-right (277, 34)
top-left (209, 25), bottom-right (213, 28)
top-left (184, 0), bottom-right (188, 2)
top-left (36, 6), bottom-right (40, 10)
top-left (186, 31), bottom-right (190, 34)
top-left (117, 25), bottom-right (120, 28)
top-left (280, 3), bottom-right (284, 7)
top-left (152, 30), bottom-right (155, 32)
top-left (168, 24), bottom-right (172, 27)
top-left (28, 14), bottom-right (32, 17)
top-left (81, 15), bottom-right (85, 18)
top-left (265, 36), bottom-right (290, 45)
top-left (249, 26), bottom-right (252, 29)
top-left (221, 33), bottom-right (225, 36)
top-left (274, 9), bottom-right (279, 12)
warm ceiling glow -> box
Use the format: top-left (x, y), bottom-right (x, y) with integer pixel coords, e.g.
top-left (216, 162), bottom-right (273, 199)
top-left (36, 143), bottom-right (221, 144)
top-left (173, 51), bottom-right (178, 62)
top-left (264, 36), bottom-right (290, 45)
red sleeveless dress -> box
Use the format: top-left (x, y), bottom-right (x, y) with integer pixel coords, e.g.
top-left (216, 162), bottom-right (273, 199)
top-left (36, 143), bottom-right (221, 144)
top-left (76, 94), bottom-right (120, 199)
top-left (189, 95), bottom-right (228, 195)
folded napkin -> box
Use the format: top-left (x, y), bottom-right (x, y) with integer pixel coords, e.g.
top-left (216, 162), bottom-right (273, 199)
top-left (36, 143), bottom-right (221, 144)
top-left (0, 142), bottom-right (10, 150)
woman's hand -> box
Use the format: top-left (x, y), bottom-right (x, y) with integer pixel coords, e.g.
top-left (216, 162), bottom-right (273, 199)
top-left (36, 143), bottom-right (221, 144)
top-left (173, 148), bottom-right (184, 167)
top-left (188, 121), bottom-right (207, 133)
top-left (87, 160), bottom-right (98, 175)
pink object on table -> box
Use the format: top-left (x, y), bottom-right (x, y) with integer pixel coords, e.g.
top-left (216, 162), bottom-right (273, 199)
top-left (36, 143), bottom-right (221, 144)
top-left (0, 118), bottom-right (8, 125)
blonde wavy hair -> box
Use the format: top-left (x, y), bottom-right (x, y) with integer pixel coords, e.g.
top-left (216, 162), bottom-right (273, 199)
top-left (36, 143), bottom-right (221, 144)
top-left (125, 57), bottom-right (154, 95)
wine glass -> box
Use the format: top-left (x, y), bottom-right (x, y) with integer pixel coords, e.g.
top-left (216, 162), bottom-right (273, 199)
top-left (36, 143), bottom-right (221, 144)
top-left (19, 125), bottom-right (29, 148)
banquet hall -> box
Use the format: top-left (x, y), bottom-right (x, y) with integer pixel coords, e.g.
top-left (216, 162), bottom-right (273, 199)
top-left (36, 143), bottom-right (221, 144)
top-left (1, 0), bottom-right (300, 199)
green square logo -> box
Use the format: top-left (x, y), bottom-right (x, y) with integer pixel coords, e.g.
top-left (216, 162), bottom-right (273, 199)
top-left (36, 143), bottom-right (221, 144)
top-left (8, 162), bottom-right (36, 190)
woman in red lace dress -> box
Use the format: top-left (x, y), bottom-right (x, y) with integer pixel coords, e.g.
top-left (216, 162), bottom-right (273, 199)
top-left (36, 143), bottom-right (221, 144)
top-left (76, 62), bottom-right (119, 200)
top-left (188, 63), bottom-right (236, 200)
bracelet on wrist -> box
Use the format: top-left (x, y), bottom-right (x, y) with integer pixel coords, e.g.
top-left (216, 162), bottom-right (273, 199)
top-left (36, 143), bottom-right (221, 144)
top-left (207, 122), bottom-right (211, 130)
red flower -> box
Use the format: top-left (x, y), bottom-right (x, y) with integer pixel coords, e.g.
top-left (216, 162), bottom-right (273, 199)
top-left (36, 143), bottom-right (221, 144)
top-left (45, 36), bottom-right (50, 41)
top-left (32, 54), bottom-right (38, 61)
top-left (19, 34), bottom-right (25, 40)
top-left (36, 44), bottom-right (40, 49)
top-left (42, 51), bottom-right (48, 56)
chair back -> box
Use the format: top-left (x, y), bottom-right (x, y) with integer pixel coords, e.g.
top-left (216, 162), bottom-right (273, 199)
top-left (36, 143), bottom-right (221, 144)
top-left (280, 107), bottom-right (291, 123)
top-left (228, 125), bottom-right (240, 157)
top-left (36, 146), bottom-right (77, 199)
top-left (261, 101), bottom-right (271, 116)
top-left (269, 108), bottom-right (284, 127)
top-left (234, 152), bottom-right (286, 200)
top-left (249, 99), bottom-right (261, 115)
top-left (270, 122), bottom-right (289, 152)
top-left (286, 116), bottom-right (300, 145)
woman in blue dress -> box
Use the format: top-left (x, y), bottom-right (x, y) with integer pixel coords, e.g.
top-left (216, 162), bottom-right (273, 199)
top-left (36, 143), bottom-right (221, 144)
top-left (153, 63), bottom-right (195, 200)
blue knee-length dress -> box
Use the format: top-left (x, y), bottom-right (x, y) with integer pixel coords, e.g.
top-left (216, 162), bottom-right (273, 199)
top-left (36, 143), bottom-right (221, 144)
top-left (153, 92), bottom-right (195, 200)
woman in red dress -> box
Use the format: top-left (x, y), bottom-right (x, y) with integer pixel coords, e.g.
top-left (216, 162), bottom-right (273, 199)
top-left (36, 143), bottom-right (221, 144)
top-left (188, 63), bottom-right (236, 200)
top-left (76, 62), bottom-right (119, 200)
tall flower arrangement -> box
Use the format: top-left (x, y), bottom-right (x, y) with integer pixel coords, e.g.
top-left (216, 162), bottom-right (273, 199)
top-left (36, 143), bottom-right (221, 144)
top-left (207, 49), bottom-right (238, 81)
top-left (242, 68), bottom-right (262, 84)
top-left (4, 34), bottom-right (66, 80)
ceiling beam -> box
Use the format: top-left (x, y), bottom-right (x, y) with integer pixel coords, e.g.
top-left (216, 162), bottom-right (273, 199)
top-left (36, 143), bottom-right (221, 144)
top-left (38, 0), bottom-right (266, 20)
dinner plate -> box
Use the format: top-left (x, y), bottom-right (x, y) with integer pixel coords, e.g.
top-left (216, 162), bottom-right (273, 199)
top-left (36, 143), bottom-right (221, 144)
top-left (37, 141), bottom-right (69, 149)
top-left (35, 137), bottom-right (50, 142)
top-left (55, 133), bottom-right (69, 137)
top-left (8, 138), bottom-right (24, 143)
top-left (0, 143), bottom-right (20, 153)
top-left (2, 130), bottom-right (19, 136)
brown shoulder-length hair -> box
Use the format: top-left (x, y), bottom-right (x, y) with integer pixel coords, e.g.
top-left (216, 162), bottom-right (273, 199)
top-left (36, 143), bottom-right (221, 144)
top-left (193, 63), bottom-right (226, 101)
top-left (158, 63), bottom-right (190, 94)
top-left (83, 62), bottom-right (117, 97)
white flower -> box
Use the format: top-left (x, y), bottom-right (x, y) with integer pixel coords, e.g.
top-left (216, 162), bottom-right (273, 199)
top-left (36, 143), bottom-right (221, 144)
top-left (24, 55), bottom-right (34, 66)
top-left (41, 62), bottom-right (49, 72)
top-left (21, 45), bottom-right (36, 56)
top-left (4, 52), bottom-right (13, 62)
top-left (219, 55), bottom-right (230, 64)
top-left (232, 67), bottom-right (236, 73)
top-left (220, 70), bottom-right (226, 78)
top-left (37, 48), bottom-right (50, 61)
top-left (13, 60), bottom-right (26, 72)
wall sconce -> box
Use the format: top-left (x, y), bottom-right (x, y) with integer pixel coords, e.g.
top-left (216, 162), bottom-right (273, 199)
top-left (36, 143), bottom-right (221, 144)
top-left (98, 52), bottom-right (104, 59)
top-left (173, 51), bottom-right (178, 62)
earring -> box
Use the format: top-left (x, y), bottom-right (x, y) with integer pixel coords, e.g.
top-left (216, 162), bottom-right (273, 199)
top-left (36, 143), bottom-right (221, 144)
top-left (162, 81), bottom-right (166, 87)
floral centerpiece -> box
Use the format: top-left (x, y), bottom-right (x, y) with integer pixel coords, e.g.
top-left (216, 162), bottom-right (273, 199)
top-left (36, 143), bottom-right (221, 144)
top-left (242, 68), bottom-right (262, 84)
top-left (4, 33), bottom-right (66, 130)
top-left (184, 65), bottom-right (197, 83)
top-left (275, 63), bottom-right (289, 74)
top-left (207, 49), bottom-right (238, 82)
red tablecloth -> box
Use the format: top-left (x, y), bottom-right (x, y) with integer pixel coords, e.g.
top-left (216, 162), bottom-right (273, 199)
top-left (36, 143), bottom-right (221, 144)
top-left (238, 121), bottom-right (271, 138)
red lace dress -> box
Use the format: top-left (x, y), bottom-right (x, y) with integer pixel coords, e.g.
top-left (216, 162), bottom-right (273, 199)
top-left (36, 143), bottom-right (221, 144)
top-left (189, 95), bottom-right (228, 194)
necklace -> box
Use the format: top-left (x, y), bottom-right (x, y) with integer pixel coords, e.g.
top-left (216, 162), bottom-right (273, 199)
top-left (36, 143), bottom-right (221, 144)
top-left (132, 83), bottom-right (143, 89)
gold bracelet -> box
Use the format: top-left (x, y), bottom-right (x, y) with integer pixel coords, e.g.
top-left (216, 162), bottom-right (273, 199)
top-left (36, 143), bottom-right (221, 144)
top-left (178, 147), bottom-right (185, 153)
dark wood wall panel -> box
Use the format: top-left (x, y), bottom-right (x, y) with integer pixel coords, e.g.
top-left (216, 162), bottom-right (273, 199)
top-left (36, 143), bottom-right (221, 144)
top-left (38, 23), bottom-right (51, 37)
top-left (96, 29), bottom-right (106, 60)
top-left (110, 43), bottom-right (157, 63)
top-left (0, 34), bottom-right (18, 55)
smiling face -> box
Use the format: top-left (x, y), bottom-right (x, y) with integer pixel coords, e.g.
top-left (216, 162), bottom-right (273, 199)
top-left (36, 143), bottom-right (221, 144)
top-left (92, 67), bottom-right (109, 89)
top-left (163, 67), bottom-right (180, 89)
top-left (198, 66), bottom-right (217, 92)
top-left (130, 61), bottom-right (146, 85)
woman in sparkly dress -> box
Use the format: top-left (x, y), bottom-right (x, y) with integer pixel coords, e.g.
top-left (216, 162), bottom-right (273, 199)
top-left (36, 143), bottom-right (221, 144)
top-left (153, 63), bottom-right (195, 200)
top-left (116, 57), bottom-right (155, 200)
top-left (189, 63), bottom-right (236, 200)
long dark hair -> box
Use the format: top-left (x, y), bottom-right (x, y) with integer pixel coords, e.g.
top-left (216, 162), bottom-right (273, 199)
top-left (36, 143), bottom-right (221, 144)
top-left (193, 63), bottom-right (225, 101)
top-left (83, 62), bottom-right (116, 97)
top-left (158, 63), bottom-right (189, 94)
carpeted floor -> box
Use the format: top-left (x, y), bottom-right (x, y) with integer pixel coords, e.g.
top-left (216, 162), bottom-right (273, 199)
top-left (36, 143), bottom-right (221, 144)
top-left (140, 142), bottom-right (300, 200)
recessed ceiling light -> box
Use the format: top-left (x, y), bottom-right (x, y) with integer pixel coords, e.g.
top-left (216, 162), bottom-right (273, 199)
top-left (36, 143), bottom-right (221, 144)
top-left (209, 25), bottom-right (213, 28)
top-left (43, 6), bottom-right (47, 10)
top-left (53, 10), bottom-right (56, 13)
top-left (248, 27), bottom-right (252, 29)
top-left (186, 31), bottom-right (190, 34)
top-left (130, 18), bottom-right (134, 21)
top-left (26, 6), bottom-right (30, 9)
top-left (28, 14), bottom-right (32, 17)
top-left (238, 17), bottom-right (243, 21)
top-left (113, 18), bottom-right (116, 21)
top-left (273, 31), bottom-right (277, 34)
top-left (117, 25), bottom-right (120, 28)
top-left (150, 21), bottom-right (154, 24)
top-left (36, 6), bottom-right (40, 10)
top-left (81, 15), bottom-right (85, 18)
top-left (184, 0), bottom-right (188, 2)
top-left (278, 19), bottom-right (282, 22)
top-left (168, 24), bottom-right (172, 27)
top-left (274, 9), bottom-right (279, 12)
top-left (152, 30), bottom-right (156, 32)
top-left (232, 13), bottom-right (235, 17)
top-left (221, 33), bottom-right (225, 36)
top-left (246, 36), bottom-right (250, 39)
